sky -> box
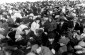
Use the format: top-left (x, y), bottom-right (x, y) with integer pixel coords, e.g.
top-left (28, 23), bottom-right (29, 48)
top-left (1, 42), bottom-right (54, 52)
top-left (0, 0), bottom-right (83, 4)
top-left (0, 0), bottom-right (43, 4)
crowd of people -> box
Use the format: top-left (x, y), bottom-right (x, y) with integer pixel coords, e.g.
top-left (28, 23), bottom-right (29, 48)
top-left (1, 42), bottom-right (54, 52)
top-left (0, 1), bottom-right (85, 55)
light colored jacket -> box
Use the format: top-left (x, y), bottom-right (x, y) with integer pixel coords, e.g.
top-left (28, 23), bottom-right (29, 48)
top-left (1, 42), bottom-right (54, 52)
top-left (15, 24), bottom-right (28, 40)
top-left (31, 44), bottom-right (53, 55)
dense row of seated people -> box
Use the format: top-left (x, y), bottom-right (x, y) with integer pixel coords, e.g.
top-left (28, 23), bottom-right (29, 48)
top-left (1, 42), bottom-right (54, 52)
top-left (0, 1), bottom-right (85, 55)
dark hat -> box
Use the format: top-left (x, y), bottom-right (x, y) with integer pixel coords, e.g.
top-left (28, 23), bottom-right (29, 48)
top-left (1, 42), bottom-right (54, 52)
top-left (48, 33), bottom-right (56, 39)
top-left (16, 18), bottom-right (22, 23)
top-left (35, 17), bottom-right (41, 20)
top-left (59, 18), bottom-right (66, 22)
top-left (22, 18), bottom-right (33, 24)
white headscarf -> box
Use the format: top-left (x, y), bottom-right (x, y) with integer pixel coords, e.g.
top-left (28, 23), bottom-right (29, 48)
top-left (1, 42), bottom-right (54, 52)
top-left (11, 12), bottom-right (22, 22)
top-left (15, 24), bottom-right (28, 41)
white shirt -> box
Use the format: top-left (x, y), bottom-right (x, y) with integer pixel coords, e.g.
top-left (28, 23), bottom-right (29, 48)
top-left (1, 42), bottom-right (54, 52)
top-left (9, 9), bottom-right (13, 14)
top-left (62, 6), bottom-right (66, 14)
top-left (78, 40), bottom-right (85, 47)
top-left (11, 12), bottom-right (22, 22)
top-left (31, 22), bottom-right (40, 32)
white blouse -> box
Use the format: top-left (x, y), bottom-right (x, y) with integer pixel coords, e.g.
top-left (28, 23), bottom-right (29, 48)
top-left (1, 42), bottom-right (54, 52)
top-left (31, 22), bottom-right (40, 32)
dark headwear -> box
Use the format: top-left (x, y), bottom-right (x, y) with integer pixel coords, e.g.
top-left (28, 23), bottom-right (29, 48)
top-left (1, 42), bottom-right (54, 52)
top-left (22, 18), bottom-right (33, 24)
top-left (16, 18), bottom-right (22, 23)
top-left (35, 17), bottom-right (41, 20)
top-left (48, 33), bottom-right (56, 39)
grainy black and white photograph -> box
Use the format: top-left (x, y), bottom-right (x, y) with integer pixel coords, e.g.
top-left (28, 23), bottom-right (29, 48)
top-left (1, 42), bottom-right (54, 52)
top-left (0, 0), bottom-right (85, 55)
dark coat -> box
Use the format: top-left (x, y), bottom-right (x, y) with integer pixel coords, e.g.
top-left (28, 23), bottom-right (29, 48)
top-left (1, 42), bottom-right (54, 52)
top-left (46, 40), bottom-right (60, 52)
top-left (56, 22), bottom-right (68, 35)
top-left (67, 21), bottom-right (83, 33)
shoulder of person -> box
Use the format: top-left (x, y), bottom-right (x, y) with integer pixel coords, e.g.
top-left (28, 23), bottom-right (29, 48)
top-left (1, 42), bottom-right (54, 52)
top-left (31, 22), bottom-right (36, 24)
top-left (41, 46), bottom-right (52, 52)
top-left (41, 46), bottom-right (53, 55)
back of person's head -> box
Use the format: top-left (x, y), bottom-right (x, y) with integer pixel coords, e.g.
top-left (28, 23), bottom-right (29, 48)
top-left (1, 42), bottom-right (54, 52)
top-left (16, 17), bottom-right (22, 23)
top-left (35, 17), bottom-right (41, 21)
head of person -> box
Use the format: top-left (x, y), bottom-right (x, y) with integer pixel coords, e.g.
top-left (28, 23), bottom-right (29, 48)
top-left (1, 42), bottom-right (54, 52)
top-left (73, 17), bottom-right (78, 23)
top-left (35, 29), bottom-right (44, 36)
top-left (61, 34), bottom-right (66, 38)
top-left (29, 16), bottom-right (33, 20)
top-left (48, 33), bottom-right (56, 42)
top-left (16, 17), bottom-right (22, 24)
top-left (35, 17), bottom-right (41, 24)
